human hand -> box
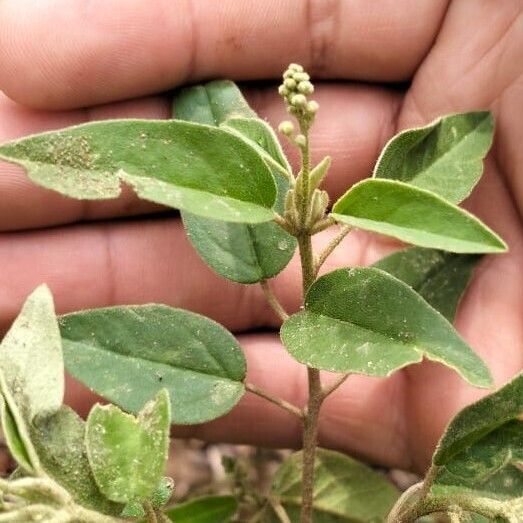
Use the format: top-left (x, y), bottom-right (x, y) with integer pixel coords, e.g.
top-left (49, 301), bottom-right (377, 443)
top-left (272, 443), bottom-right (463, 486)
top-left (0, 0), bottom-right (521, 473)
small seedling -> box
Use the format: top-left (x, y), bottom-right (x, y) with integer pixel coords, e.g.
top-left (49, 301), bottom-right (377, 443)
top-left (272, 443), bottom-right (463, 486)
top-left (0, 65), bottom-right (521, 522)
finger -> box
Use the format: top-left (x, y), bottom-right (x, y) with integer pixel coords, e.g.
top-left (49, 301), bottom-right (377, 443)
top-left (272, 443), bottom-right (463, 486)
top-left (0, 84), bottom-right (401, 231)
top-left (0, 0), bottom-right (449, 109)
top-left (398, 0), bottom-right (523, 212)
top-left (66, 333), bottom-right (412, 470)
top-left (0, 217), bottom-right (398, 335)
top-left (0, 93), bottom-right (170, 230)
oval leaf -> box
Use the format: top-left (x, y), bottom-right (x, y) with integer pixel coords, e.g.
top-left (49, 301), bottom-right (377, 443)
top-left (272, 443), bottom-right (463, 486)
top-left (60, 305), bottom-right (246, 424)
top-left (374, 247), bottom-right (482, 322)
top-left (331, 179), bottom-right (506, 253)
top-left (269, 449), bottom-right (399, 522)
top-left (281, 267), bottom-right (492, 387)
top-left (374, 112), bottom-right (494, 203)
top-left (434, 372), bottom-right (523, 466)
top-left (164, 495), bottom-right (238, 523)
top-left (0, 120), bottom-right (277, 223)
top-left (175, 81), bottom-right (295, 283)
top-left (0, 285), bottom-right (63, 420)
top-left (86, 390), bottom-right (170, 504)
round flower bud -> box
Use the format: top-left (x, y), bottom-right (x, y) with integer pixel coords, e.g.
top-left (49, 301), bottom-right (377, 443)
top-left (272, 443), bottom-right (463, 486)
top-left (294, 134), bottom-right (307, 147)
top-left (283, 69), bottom-right (294, 79)
top-left (284, 78), bottom-right (297, 89)
top-left (278, 120), bottom-right (295, 136)
top-left (306, 100), bottom-right (319, 114)
top-left (298, 81), bottom-right (314, 94)
top-left (291, 94), bottom-right (307, 107)
top-left (293, 72), bottom-right (310, 82)
top-left (289, 63), bottom-right (304, 72)
top-left (278, 85), bottom-right (289, 96)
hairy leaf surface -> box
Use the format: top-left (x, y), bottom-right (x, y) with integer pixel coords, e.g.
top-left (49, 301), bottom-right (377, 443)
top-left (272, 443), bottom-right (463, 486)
top-left (0, 285), bottom-right (63, 420)
top-left (430, 374), bottom-right (523, 512)
top-left (374, 112), bottom-right (493, 203)
top-left (434, 373), bottom-right (523, 466)
top-left (374, 247), bottom-right (481, 322)
top-left (176, 80), bottom-right (295, 283)
top-left (281, 268), bottom-right (492, 387)
top-left (60, 305), bottom-right (246, 424)
top-left (269, 449), bottom-right (399, 522)
top-left (332, 179), bottom-right (506, 253)
top-left (86, 390), bottom-right (170, 503)
top-left (0, 120), bottom-right (277, 223)
top-left (31, 405), bottom-right (121, 515)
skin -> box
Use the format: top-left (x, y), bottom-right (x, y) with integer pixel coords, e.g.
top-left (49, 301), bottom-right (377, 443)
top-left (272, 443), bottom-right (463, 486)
top-left (0, 0), bottom-right (521, 474)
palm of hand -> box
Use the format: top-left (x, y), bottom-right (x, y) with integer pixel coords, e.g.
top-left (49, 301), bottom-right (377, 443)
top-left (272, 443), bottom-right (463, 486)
top-left (0, 1), bottom-right (521, 473)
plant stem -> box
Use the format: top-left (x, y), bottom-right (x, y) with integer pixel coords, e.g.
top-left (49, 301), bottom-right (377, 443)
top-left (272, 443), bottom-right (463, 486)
top-left (268, 497), bottom-right (292, 523)
top-left (310, 216), bottom-right (336, 234)
top-left (321, 373), bottom-right (350, 399)
top-left (144, 501), bottom-right (158, 523)
top-left (260, 280), bottom-right (289, 321)
top-left (300, 367), bottom-right (323, 523)
top-left (314, 225), bottom-right (351, 276)
top-left (297, 232), bottom-right (324, 523)
top-left (245, 382), bottom-right (303, 419)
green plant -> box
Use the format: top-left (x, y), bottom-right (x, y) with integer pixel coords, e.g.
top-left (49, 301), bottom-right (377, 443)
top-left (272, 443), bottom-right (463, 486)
top-left (0, 64), bottom-right (520, 522)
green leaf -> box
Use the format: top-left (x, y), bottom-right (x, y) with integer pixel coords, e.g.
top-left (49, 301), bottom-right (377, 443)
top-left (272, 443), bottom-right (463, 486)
top-left (121, 500), bottom-right (146, 518)
top-left (182, 173), bottom-right (295, 283)
top-left (281, 267), bottom-right (492, 387)
top-left (222, 117), bottom-right (292, 173)
top-left (373, 247), bottom-right (482, 322)
top-left (433, 420), bottom-right (523, 501)
top-left (331, 179), bottom-right (506, 253)
top-left (430, 374), bottom-right (523, 511)
top-left (60, 305), bottom-right (246, 424)
top-left (269, 449), bottom-right (399, 522)
top-left (0, 394), bottom-right (33, 473)
top-left (176, 81), bottom-right (295, 283)
top-left (174, 80), bottom-right (256, 125)
top-left (0, 285), bottom-right (63, 420)
top-left (0, 120), bottom-right (277, 223)
top-left (374, 112), bottom-right (494, 203)
top-left (151, 477), bottom-right (175, 509)
top-left (164, 495), bottom-right (238, 523)
top-left (434, 373), bottom-right (523, 466)
top-left (31, 405), bottom-right (121, 515)
top-left (86, 390), bottom-right (170, 504)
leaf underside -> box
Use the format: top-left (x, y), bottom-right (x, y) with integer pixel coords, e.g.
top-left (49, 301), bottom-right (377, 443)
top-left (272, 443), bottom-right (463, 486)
top-left (281, 267), bottom-right (492, 387)
top-left (332, 179), bottom-right (506, 253)
top-left (31, 405), bottom-right (121, 515)
top-left (60, 305), bottom-right (246, 424)
top-left (0, 119), bottom-right (277, 223)
top-left (86, 390), bottom-right (170, 503)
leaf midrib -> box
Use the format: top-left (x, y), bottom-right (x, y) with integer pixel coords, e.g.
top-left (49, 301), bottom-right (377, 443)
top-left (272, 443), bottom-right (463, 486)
top-left (63, 339), bottom-right (244, 385)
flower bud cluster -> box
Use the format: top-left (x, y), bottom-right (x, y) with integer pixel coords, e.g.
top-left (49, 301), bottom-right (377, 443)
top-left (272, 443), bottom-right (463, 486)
top-left (278, 64), bottom-right (319, 128)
